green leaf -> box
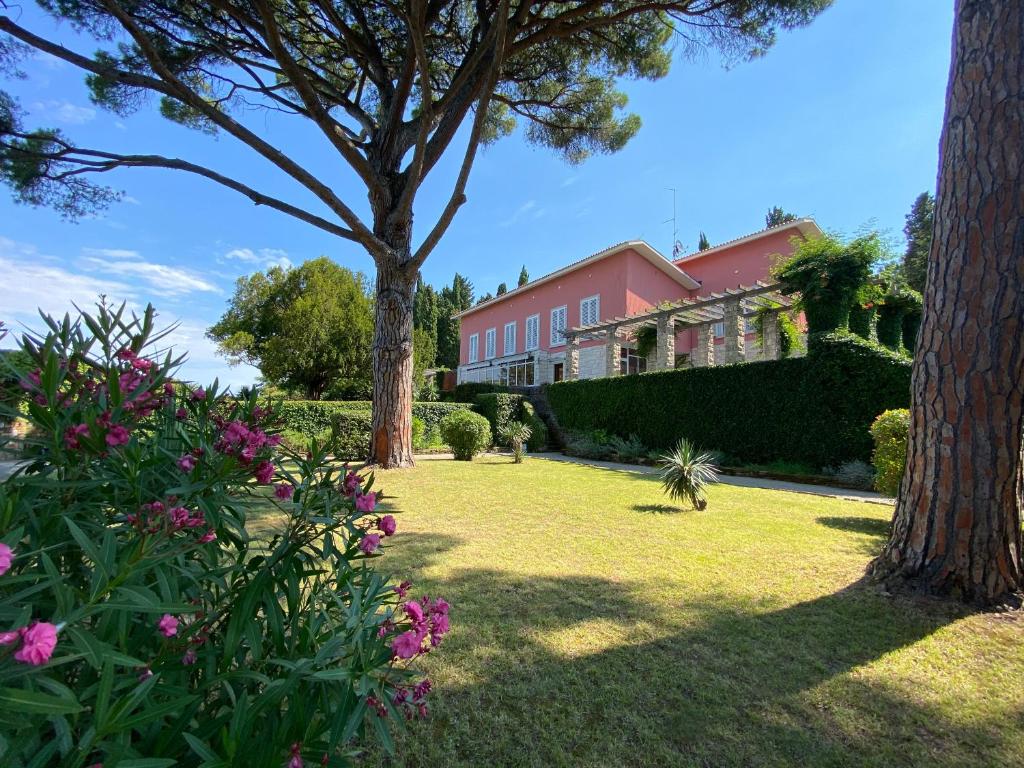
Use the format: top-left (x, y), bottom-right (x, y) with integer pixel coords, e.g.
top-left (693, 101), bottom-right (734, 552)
top-left (0, 686), bottom-right (84, 715)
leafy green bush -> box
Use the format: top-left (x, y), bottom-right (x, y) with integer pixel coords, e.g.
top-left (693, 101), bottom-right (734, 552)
top-left (521, 401), bottom-right (548, 451)
top-left (332, 409), bottom-right (374, 460)
top-left (412, 415), bottom-right (426, 449)
top-left (0, 305), bottom-right (448, 766)
top-left (498, 421), bottom-right (532, 463)
top-left (440, 410), bottom-right (492, 461)
top-left (870, 408), bottom-right (910, 495)
top-left (450, 382), bottom-right (509, 402)
top-left (279, 400), bottom-right (473, 444)
top-left (658, 439), bottom-right (719, 510)
top-left (475, 393), bottom-right (524, 445)
top-left (547, 333), bottom-right (911, 468)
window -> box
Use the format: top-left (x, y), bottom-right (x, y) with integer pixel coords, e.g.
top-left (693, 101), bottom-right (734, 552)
top-left (550, 305), bottom-right (567, 346)
top-left (468, 333), bottom-right (479, 363)
top-left (499, 360), bottom-right (536, 386)
top-left (619, 346), bottom-right (648, 376)
top-left (713, 321), bottom-right (725, 338)
top-left (525, 314), bottom-right (540, 351)
top-left (744, 317), bottom-right (757, 334)
top-left (485, 328), bottom-right (496, 359)
top-left (504, 322), bottom-right (516, 355)
top-left (580, 294), bottom-right (600, 327)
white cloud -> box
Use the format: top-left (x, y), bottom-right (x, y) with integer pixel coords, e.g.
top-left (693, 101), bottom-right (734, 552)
top-left (29, 99), bottom-right (96, 125)
top-left (82, 247), bottom-right (141, 260)
top-left (82, 256), bottom-right (219, 297)
top-left (0, 238), bottom-right (135, 320)
top-left (224, 247), bottom-right (292, 270)
top-left (560, 176), bottom-right (578, 188)
top-left (500, 200), bottom-right (537, 228)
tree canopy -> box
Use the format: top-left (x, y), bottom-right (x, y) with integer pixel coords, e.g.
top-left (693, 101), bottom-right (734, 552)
top-left (207, 257), bottom-right (373, 400)
top-left (697, 231), bottom-right (711, 251)
top-left (901, 191), bottom-right (934, 293)
top-left (765, 206), bottom-right (798, 228)
top-left (518, 265), bottom-right (529, 287)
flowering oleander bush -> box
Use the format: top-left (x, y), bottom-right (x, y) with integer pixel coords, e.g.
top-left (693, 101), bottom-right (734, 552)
top-left (0, 305), bottom-right (448, 767)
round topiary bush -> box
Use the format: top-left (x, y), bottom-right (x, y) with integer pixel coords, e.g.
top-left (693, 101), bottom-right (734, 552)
top-left (440, 410), bottom-right (492, 461)
top-left (870, 408), bottom-right (910, 495)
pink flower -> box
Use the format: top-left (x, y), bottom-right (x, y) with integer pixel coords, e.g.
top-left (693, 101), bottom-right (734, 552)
top-left (379, 515), bottom-right (397, 536)
top-left (395, 580), bottom-right (412, 599)
top-left (13, 622), bottom-right (58, 665)
top-left (0, 630), bottom-right (20, 645)
top-left (105, 425), bottom-right (130, 447)
top-left (131, 357), bottom-right (153, 372)
top-left (391, 630), bottom-right (423, 660)
top-left (175, 407), bottom-right (188, 420)
top-left (164, 382), bottom-right (175, 395)
top-left (0, 542), bottom-right (12, 575)
top-left (182, 648), bottom-right (197, 665)
top-left (191, 387), bottom-right (206, 401)
top-left (431, 598), bottom-right (450, 615)
top-left (168, 507), bottom-right (191, 528)
top-left (274, 483), bottom-right (294, 500)
top-left (137, 666), bottom-right (153, 682)
top-left (157, 614), bottom-right (179, 638)
top-left (254, 461), bottom-right (274, 485)
top-left (341, 471), bottom-right (360, 497)
top-left (404, 601), bottom-right (425, 624)
top-left (360, 534), bottom-right (381, 555)
top-left (198, 529), bottom-right (217, 544)
top-left (355, 492), bottom-right (376, 513)
top-left (177, 454), bottom-right (196, 472)
top-left (63, 423), bottom-right (90, 450)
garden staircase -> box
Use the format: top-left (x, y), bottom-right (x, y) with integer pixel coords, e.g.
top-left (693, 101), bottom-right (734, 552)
top-left (510, 386), bottom-right (566, 450)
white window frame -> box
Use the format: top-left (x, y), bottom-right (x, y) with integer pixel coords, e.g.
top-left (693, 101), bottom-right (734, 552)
top-left (468, 333), bottom-right (479, 363)
top-left (550, 305), bottom-right (568, 347)
top-left (485, 327), bottom-right (496, 359)
top-left (525, 314), bottom-right (540, 351)
top-left (504, 321), bottom-right (517, 356)
top-left (713, 321), bottom-right (725, 338)
top-left (580, 294), bottom-right (600, 327)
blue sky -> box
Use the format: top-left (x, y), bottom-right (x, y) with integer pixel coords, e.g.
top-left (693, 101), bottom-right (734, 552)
top-left (0, 1), bottom-right (953, 387)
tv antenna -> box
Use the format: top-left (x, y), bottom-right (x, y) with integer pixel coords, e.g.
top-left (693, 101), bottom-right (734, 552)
top-left (664, 188), bottom-right (685, 258)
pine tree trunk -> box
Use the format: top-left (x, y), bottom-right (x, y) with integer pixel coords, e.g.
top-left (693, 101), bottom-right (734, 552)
top-left (370, 255), bottom-right (416, 468)
top-left (871, 0), bottom-right (1024, 605)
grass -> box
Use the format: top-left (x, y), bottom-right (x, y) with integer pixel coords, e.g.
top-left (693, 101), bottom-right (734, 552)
top-left (253, 455), bottom-right (1024, 767)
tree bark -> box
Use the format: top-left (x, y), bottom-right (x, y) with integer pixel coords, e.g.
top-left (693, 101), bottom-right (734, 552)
top-left (369, 253), bottom-right (416, 469)
top-left (870, 0), bottom-right (1024, 605)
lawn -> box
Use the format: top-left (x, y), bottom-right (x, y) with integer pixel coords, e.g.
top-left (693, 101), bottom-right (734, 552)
top-left (255, 455), bottom-right (1024, 767)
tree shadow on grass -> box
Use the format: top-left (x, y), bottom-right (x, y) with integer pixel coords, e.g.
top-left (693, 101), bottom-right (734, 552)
top-left (631, 502), bottom-right (689, 514)
top-left (817, 516), bottom-right (891, 538)
top-left (369, 561), bottom-right (989, 768)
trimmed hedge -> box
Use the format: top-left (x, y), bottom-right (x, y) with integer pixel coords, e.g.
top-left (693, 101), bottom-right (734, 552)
top-left (331, 410), bottom-right (374, 460)
top-left (449, 382), bottom-right (510, 402)
top-left (546, 332), bottom-right (911, 468)
top-left (870, 409), bottom-right (910, 495)
top-left (277, 400), bottom-right (473, 437)
top-left (521, 401), bottom-right (548, 452)
top-left (475, 393), bottom-right (523, 445)
top-left (440, 410), bottom-right (492, 460)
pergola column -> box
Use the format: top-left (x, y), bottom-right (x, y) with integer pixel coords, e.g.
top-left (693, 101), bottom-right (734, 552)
top-left (656, 316), bottom-right (675, 370)
top-left (566, 335), bottom-right (579, 380)
top-left (605, 326), bottom-right (621, 377)
top-left (724, 299), bottom-right (745, 364)
top-left (692, 323), bottom-right (715, 367)
top-left (761, 310), bottom-right (780, 360)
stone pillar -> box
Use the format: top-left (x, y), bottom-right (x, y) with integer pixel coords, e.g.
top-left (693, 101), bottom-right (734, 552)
top-left (566, 335), bottom-right (579, 380)
top-left (656, 316), bottom-right (675, 370)
top-left (692, 324), bottom-right (715, 367)
top-left (723, 299), bottom-right (745, 364)
top-left (605, 327), bottom-right (621, 377)
top-left (761, 311), bottom-right (780, 361)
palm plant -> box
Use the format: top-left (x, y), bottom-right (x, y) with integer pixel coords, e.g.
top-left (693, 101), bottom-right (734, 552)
top-left (658, 438), bottom-right (720, 510)
top-left (499, 421), bottom-right (532, 463)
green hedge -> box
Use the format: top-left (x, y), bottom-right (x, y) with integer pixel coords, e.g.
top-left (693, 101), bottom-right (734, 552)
top-left (331, 410), bottom-right (374, 460)
top-left (475, 393), bottom-right (523, 444)
top-left (546, 332), bottom-right (911, 468)
top-left (277, 400), bottom-right (473, 437)
top-left (870, 408), bottom-right (910, 496)
top-left (449, 382), bottom-right (510, 402)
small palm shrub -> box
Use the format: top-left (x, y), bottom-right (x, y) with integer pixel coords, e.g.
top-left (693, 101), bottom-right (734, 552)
top-left (0, 305), bottom-right (449, 766)
top-left (870, 408), bottom-right (910, 495)
top-left (440, 410), bottom-right (491, 461)
top-left (498, 421), bottom-right (532, 463)
top-left (658, 438), bottom-right (720, 510)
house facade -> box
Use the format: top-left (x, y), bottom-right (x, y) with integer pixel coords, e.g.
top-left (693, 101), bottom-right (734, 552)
top-left (455, 219), bottom-right (822, 386)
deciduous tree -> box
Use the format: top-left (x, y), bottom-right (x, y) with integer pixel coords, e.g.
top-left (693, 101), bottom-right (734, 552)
top-left (0, 0), bottom-right (830, 466)
top-left (871, 0), bottom-right (1024, 606)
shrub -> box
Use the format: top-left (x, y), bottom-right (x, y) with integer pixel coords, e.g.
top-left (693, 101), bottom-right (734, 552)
top-left (475, 393), bottom-right (524, 445)
top-left (521, 401), bottom-right (548, 452)
top-left (498, 421), bottom-right (532, 463)
top-left (0, 305), bottom-right (448, 766)
top-left (608, 434), bottom-right (648, 464)
top-left (829, 460), bottom-right (876, 490)
top-left (412, 415), bottom-right (426, 449)
top-left (870, 408), bottom-right (910, 495)
top-left (332, 408), bottom-right (374, 460)
top-left (658, 439), bottom-right (719, 510)
top-left (450, 382), bottom-right (509, 402)
top-left (547, 332), bottom-right (911, 468)
top-left (440, 410), bottom-right (492, 460)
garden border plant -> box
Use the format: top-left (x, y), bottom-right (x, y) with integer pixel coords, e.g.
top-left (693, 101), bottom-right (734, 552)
top-left (0, 305), bottom-right (450, 767)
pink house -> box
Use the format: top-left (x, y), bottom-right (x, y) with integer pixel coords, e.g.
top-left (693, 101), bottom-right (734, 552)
top-left (454, 218), bottom-right (822, 386)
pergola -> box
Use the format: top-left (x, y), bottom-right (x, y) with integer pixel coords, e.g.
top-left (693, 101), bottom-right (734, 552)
top-left (562, 281), bottom-right (796, 379)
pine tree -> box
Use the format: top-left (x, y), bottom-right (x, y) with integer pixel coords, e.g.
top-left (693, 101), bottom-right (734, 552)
top-left (496, 282), bottom-right (508, 296)
top-left (698, 231), bottom-right (711, 251)
top-left (518, 266), bottom-right (529, 287)
top-left (765, 206), bottom-right (798, 228)
top-left (901, 192), bottom-right (935, 293)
